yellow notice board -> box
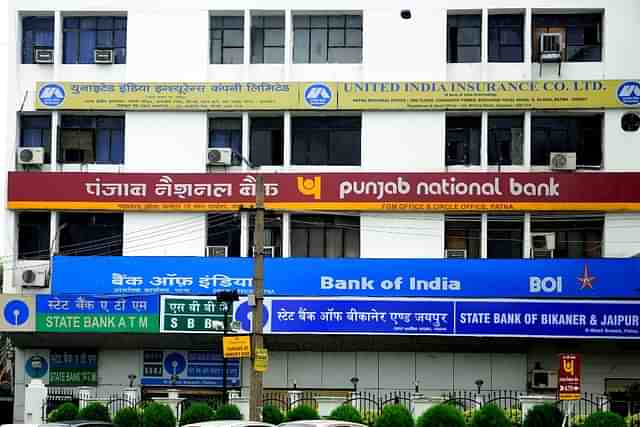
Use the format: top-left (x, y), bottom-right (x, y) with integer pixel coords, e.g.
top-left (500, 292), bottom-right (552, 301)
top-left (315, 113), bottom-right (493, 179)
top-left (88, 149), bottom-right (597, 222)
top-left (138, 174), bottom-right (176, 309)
top-left (254, 348), bottom-right (268, 372)
top-left (223, 335), bottom-right (251, 358)
top-left (35, 79), bottom-right (640, 111)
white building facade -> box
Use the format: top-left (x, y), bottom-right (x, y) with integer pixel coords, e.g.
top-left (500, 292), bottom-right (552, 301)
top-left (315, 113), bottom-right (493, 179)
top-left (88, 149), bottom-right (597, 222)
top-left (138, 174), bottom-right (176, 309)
top-left (3, 0), bottom-right (640, 422)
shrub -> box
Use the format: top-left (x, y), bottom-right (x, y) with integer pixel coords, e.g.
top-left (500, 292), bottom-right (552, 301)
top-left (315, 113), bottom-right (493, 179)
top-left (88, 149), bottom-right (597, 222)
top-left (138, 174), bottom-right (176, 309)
top-left (583, 411), bottom-right (626, 427)
top-left (470, 404), bottom-right (511, 427)
top-left (48, 402), bottom-right (79, 422)
top-left (143, 402), bottom-right (176, 427)
top-left (78, 402), bottom-right (111, 422)
top-left (375, 404), bottom-right (414, 427)
top-left (213, 404), bottom-right (242, 420)
top-left (114, 407), bottom-right (141, 427)
top-left (179, 402), bottom-right (215, 425)
top-left (285, 404), bottom-right (320, 421)
top-left (626, 413), bottom-right (640, 427)
top-left (361, 409), bottom-right (379, 427)
top-left (329, 404), bottom-right (364, 424)
top-left (571, 415), bottom-right (589, 427)
top-left (262, 405), bottom-right (284, 425)
top-left (463, 409), bottom-right (477, 426)
top-left (506, 408), bottom-right (522, 426)
top-left (417, 403), bottom-right (465, 427)
top-left (523, 404), bottom-right (563, 427)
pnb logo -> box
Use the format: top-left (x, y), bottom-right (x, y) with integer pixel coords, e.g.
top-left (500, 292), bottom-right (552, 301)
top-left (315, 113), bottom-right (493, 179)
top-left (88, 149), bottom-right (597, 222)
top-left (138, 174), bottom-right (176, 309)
top-left (38, 83), bottom-right (65, 107)
top-left (304, 83), bottom-right (332, 108)
top-left (617, 81), bottom-right (640, 106)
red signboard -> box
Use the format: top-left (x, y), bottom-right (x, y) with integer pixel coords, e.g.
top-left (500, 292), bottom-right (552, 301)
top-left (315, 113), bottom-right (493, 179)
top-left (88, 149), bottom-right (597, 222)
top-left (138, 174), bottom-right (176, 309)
top-left (7, 171), bottom-right (640, 212)
top-left (559, 354), bottom-right (581, 400)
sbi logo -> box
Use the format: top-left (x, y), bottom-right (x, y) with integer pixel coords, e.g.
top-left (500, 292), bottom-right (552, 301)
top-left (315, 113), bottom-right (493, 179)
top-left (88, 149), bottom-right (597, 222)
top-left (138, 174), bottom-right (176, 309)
top-left (38, 83), bottom-right (65, 107)
top-left (617, 81), bottom-right (640, 106)
top-left (529, 276), bottom-right (563, 293)
top-left (304, 83), bottom-right (332, 108)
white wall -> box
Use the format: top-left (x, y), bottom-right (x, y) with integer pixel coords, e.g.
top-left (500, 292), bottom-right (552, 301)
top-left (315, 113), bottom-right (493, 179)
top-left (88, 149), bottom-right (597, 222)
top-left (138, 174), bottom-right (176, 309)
top-left (604, 214), bottom-right (640, 258)
top-left (123, 212), bottom-right (206, 256)
top-left (361, 214), bottom-right (444, 258)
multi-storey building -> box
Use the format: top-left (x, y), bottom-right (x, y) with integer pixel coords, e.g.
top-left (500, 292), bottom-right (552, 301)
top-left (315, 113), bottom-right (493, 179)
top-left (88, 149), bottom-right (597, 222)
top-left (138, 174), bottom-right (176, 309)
top-left (2, 0), bottom-right (640, 423)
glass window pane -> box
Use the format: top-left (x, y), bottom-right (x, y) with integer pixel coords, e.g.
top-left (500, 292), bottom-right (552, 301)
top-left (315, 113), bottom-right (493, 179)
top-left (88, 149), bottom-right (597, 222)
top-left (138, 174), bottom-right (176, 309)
top-left (308, 131), bottom-right (329, 164)
top-left (347, 15), bottom-right (362, 28)
top-left (328, 29), bottom-right (345, 47)
top-left (223, 29), bottom-right (244, 47)
top-left (328, 15), bottom-right (345, 27)
top-left (500, 28), bottom-right (521, 45)
top-left (325, 228), bottom-right (343, 258)
top-left (310, 15), bottom-right (328, 28)
top-left (291, 229), bottom-right (308, 257)
top-left (114, 48), bottom-right (126, 64)
top-left (329, 130), bottom-right (360, 165)
top-left (96, 131), bottom-right (110, 162)
top-left (308, 229), bottom-right (326, 257)
top-left (457, 46), bottom-right (481, 62)
top-left (63, 31), bottom-right (78, 63)
top-left (251, 29), bottom-right (264, 63)
top-left (310, 29), bottom-right (328, 63)
top-left (293, 29), bottom-right (310, 63)
top-left (223, 47), bottom-right (243, 64)
top-left (459, 27), bottom-right (481, 45)
top-left (264, 16), bottom-right (284, 27)
top-left (211, 39), bottom-right (222, 63)
top-left (293, 15), bottom-right (309, 28)
top-left (111, 130), bottom-right (124, 163)
top-left (263, 47), bottom-right (283, 64)
top-left (264, 29), bottom-right (283, 46)
top-left (345, 29), bottom-right (362, 47)
top-left (114, 30), bottom-right (126, 47)
top-left (97, 17), bottom-right (114, 30)
top-left (211, 16), bottom-right (224, 28)
top-left (114, 17), bottom-right (127, 30)
top-left (64, 18), bottom-right (79, 29)
top-left (223, 16), bottom-right (244, 29)
top-left (501, 46), bottom-right (523, 62)
top-left (96, 30), bottom-right (112, 48)
top-left (79, 30), bottom-right (97, 63)
top-left (80, 17), bottom-right (96, 30)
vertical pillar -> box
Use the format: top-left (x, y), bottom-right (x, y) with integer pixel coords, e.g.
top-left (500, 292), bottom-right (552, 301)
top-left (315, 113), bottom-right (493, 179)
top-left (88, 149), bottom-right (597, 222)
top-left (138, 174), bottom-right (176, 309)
top-left (24, 379), bottom-right (47, 424)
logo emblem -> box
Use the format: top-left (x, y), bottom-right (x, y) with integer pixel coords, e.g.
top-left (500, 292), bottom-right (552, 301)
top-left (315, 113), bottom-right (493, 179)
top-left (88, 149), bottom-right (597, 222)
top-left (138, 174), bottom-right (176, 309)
top-left (296, 176), bottom-right (322, 200)
top-left (234, 301), bottom-right (269, 332)
top-left (163, 352), bottom-right (186, 375)
top-left (577, 264), bottom-right (596, 290)
top-left (617, 81), bottom-right (640, 106)
top-left (4, 300), bottom-right (29, 326)
top-left (38, 83), bottom-right (66, 107)
top-left (304, 83), bottom-right (332, 108)
top-left (25, 355), bottom-right (48, 379)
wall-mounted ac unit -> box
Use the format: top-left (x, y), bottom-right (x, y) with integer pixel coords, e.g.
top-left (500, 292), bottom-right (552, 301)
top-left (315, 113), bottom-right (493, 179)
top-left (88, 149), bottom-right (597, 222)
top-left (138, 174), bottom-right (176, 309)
top-left (531, 232), bottom-right (556, 258)
top-left (17, 147), bottom-right (45, 165)
top-left (550, 152), bottom-right (577, 171)
top-left (445, 249), bottom-right (467, 259)
top-left (34, 48), bottom-right (54, 64)
top-left (206, 245), bottom-right (228, 257)
top-left (14, 264), bottom-right (49, 288)
top-left (207, 148), bottom-right (232, 166)
top-left (540, 33), bottom-right (563, 62)
top-left (94, 48), bottom-right (114, 64)
top-left (530, 369), bottom-right (559, 390)
top-left (252, 246), bottom-right (275, 257)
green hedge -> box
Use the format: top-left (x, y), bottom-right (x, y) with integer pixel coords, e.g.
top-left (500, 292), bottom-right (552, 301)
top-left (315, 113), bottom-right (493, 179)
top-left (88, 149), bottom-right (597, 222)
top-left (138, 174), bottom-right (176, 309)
top-left (583, 411), bottom-right (626, 427)
top-left (285, 404), bottom-right (320, 421)
top-left (375, 404), bottom-right (414, 427)
top-left (523, 404), bottom-right (563, 427)
top-left (262, 405), bottom-right (284, 425)
top-left (470, 405), bottom-right (511, 427)
top-left (114, 407), bottom-right (141, 427)
top-left (143, 402), bottom-right (175, 427)
top-left (179, 403), bottom-right (215, 425)
top-left (417, 403), bottom-right (465, 427)
top-left (78, 402), bottom-right (111, 422)
top-left (213, 404), bottom-right (242, 421)
top-left (48, 402), bottom-right (79, 422)
top-left (329, 404), bottom-right (364, 424)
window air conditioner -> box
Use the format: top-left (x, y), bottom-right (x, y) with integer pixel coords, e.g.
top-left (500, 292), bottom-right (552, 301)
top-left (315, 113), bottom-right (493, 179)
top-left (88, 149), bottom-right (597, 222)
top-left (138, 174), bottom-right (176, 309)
top-left (550, 152), bottom-right (577, 171)
top-left (445, 249), bottom-right (467, 259)
top-left (540, 33), bottom-right (563, 63)
top-left (17, 147), bottom-right (45, 165)
top-left (94, 49), bottom-right (114, 64)
top-left (207, 148), bottom-right (233, 166)
top-left (14, 264), bottom-right (49, 288)
top-left (530, 369), bottom-right (559, 390)
top-left (531, 232), bottom-right (555, 258)
top-left (34, 48), bottom-right (54, 64)
top-left (206, 245), bottom-right (228, 257)
top-left (252, 246), bottom-right (275, 257)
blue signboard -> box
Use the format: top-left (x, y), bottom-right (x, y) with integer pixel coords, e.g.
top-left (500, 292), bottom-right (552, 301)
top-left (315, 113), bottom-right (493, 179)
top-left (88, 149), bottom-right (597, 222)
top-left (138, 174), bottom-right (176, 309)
top-left (52, 256), bottom-right (640, 298)
top-left (233, 297), bottom-right (640, 339)
top-left (141, 350), bottom-right (240, 387)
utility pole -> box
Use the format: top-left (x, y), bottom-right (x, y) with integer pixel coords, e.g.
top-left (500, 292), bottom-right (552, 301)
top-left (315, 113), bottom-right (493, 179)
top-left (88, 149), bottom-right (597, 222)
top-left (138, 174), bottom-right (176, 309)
top-left (249, 174), bottom-right (265, 421)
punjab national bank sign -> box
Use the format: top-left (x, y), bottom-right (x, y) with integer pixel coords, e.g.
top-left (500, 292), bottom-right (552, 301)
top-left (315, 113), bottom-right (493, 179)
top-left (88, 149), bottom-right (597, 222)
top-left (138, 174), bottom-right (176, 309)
top-left (7, 171), bottom-right (640, 212)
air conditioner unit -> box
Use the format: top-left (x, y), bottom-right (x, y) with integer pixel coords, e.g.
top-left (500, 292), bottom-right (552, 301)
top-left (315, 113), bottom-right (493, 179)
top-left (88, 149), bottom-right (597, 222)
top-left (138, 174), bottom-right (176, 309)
top-left (207, 148), bottom-right (233, 166)
top-left (252, 246), bottom-right (275, 257)
top-left (94, 48), bottom-right (114, 64)
top-left (34, 48), bottom-right (54, 64)
top-left (550, 152), bottom-right (577, 171)
top-left (531, 232), bottom-right (555, 258)
top-left (530, 369), bottom-right (559, 390)
top-left (14, 265), bottom-right (49, 288)
top-left (540, 33), bottom-right (563, 63)
top-left (17, 147), bottom-right (45, 165)
top-left (445, 249), bottom-right (467, 259)
top-left (206, 245), bottom-right (228, 257)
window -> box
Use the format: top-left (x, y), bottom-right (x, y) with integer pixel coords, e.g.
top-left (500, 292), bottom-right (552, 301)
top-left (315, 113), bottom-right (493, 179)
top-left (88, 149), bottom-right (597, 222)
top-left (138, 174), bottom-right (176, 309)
top-left (250, 117), bottom-right (283, 166)
top-left (293, 15), bottom-right (362, 63)
top-left (20, 116), bottom-right (52, 162)
top-left (488, 115), bottom-right (524, 166)
top-left (291, 214), bottom-right (360, 258)
top-left (60, 116), bottom-right (125, 164)
top-left (292, 117), bottom-right (361, 165)
top-left (532, 13), bottom-right (602, 62)
top-left (18, 212), bottom-right (50, 260)
top-left (446, 116), bottom-right (481, 166)
top-left (63, 16), bottom-right (127, 64)
top-left (207, 213), bottom-right (241, 257)
top-left (531, 215), bottom-right (603, 258)
top-left (249, 213), bottom-right (282, 257)
top-left (445, 215), bottom-right (480, 258)
top-left (489, 14), bottom-right (523, 62)
top-left (487, 215), bottom-right (523, 258)
top-left (22, 16), bottom-right (54, 64)
top-left (209, 118), bottom-right (242, 166)
top-left (251, 15), bottom-right (285, 64)
top-left (532, 115), bottom-right (602, 167)
top-left (210, 16), bottom-right (244, 64)
top-left (447, 14), bottom-right (481, 63)
top-left (58, 213), bottom-right (123, 256)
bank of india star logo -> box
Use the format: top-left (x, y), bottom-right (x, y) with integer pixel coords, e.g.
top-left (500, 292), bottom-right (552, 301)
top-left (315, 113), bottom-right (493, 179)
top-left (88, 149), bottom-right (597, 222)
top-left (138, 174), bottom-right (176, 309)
top-left (577, 263), bottom-right (596, 290)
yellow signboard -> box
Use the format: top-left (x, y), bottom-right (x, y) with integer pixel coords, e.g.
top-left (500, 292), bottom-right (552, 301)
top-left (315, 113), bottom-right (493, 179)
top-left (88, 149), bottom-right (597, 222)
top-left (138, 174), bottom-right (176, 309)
top-left (35, 79), bottom-right (640, 111)
top-left (254, 347), bottom-right (268, 372)
top-left (223, 335), bottom-right (251, 358)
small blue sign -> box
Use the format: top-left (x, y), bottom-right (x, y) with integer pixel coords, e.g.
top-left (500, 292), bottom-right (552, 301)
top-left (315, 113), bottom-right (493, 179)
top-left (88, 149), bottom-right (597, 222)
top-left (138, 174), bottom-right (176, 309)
top-left (304, 83), bottom-right (332, 107)
top-left (142, 350), bottom-right (240, 387)
top-left (164, 353), bottom-right (186, 375)
top-left (25, 355), bottom-right (48, 379)
top-left (617, 81), bottom-right (640, 106)
top-left (4, 300), bottom-right (30, 326)
top-left (234, 301), bottom-right (269, 331)
top-left (38, 83), bottom-right (66, 107)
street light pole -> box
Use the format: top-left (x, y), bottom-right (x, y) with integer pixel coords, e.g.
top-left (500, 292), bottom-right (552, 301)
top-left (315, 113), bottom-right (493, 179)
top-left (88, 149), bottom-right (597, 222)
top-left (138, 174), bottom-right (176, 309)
top-left (249, 174), bottom-right (265, 421)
